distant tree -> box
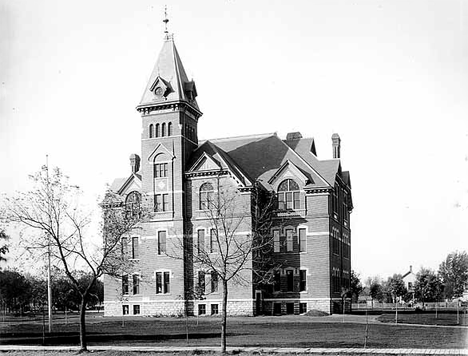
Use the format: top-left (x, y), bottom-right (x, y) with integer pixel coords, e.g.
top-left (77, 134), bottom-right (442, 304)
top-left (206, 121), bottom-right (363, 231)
top-left (0, 270), bottom-right (30, 313)
top-left (368, 277), bottom-right (384, 303)
top-left (414, 268), bottom-right (444, 303)
top-left (386, 274), bottom-right (407, 302)
top-left (24, 273), bottom-right (48, 311)
top-left (350, 270), bottom-right (363, 303)
top-left (3, 166), bottom-right (144, 351)
top-left (0, 229), bottom-right (9, 263)
top-left (438, 251), bottom-right (468, 299)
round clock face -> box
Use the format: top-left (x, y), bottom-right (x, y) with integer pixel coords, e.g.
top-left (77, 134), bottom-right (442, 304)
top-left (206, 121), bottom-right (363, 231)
top-left (155, 87), bottom-right (164, 96)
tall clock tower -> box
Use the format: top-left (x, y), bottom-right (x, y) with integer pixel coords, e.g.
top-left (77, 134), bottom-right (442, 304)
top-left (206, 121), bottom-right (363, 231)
top-left (136, 33), bottom-right (202, 221)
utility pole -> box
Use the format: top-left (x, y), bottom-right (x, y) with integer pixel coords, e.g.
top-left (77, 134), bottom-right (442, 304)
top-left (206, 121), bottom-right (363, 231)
top-left (46, 155), bottom-right (53, 333)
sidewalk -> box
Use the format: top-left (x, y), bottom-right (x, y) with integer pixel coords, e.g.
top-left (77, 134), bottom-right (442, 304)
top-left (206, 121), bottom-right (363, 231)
top-left (0, 345), bottom-right (467, 355)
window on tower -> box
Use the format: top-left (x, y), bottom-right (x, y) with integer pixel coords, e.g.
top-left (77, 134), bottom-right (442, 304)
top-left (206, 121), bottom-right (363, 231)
top-left (155, 193), bottom-right (169, 212)
top-left (277, 179), bottom-right (300, 210)
top-left (149, 124), bottom-right (154, 138)
top-left (154, 163), bottom-right (168, 178)
top-left (155, 123), bottom-right (160, 137)
top-left (168, 122), bottom-right (172, 136)
top-left (162, 123), bottom-right (166, 137)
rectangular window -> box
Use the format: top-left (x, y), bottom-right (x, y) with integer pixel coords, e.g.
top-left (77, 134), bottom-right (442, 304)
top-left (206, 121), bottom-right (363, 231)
top-left (155, 194), bottom-right (161, 212)
top-left (198, 271), bottom-right (206, 294)
top-left (211, 271), bottom-right (218, 293)
top-left (299, 228), bottom-right (306, 252)
top-left (286, 270), bottom-right (294, 292)
top-left (299, 269), bottom-right (307, 292)
top-left (155, 271), bottom-right (170, 294)
top-left (155, 194), bottom-right (169, 212)
top-left (198, 304), bottom-right (206, 315)
top-left (293, 192), bottom-right (300, 209)
top-left (132, 237), bottom-right (139, 259)
top-left (286, 229), bottom-right (293, 252)
top-left (132, 274), bottom-right (140, 295)
top-left (122, 305), bottom-right (129, 315)
top-left (197, 230), bottom-right (205, 255)
top-left (278, 192), bottom-right (286, 210)
top-left (133, 305), bottom-right (140, 315)
top-left (210, 229), bottom-right (217, 253)
top-left (211, 304), bottom-right (219, 315)
top-left (163, 271), bottom-right (170, 294)
top-left (274, 270), bottom-right (281, 292)
top-left (299, 303), bottom-right (307, 314)
top-left (158, 231), bottom-right (166, 255)
top-left (156, 272), bottom-right (162, 294)
top-left (286, 192), bottom-right (293, 209)
top-left (122, 275), bottom-right (129, 295)
top-left (273, 230), bottom-right (280, 253)
top-left (121, 237), bottom-right (127, 256)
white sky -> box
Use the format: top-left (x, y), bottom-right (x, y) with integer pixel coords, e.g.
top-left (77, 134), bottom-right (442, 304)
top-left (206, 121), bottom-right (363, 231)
top-left (1, 0), bottom-right (467, 281)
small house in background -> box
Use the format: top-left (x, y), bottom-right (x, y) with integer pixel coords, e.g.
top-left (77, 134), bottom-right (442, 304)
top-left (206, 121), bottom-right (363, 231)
top-left (402, 265), bottom-right (416, 302)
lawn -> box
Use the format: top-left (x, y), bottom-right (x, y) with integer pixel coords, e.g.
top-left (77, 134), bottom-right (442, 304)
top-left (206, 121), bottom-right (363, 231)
top-left (0, 314), bottom-right (467, 349)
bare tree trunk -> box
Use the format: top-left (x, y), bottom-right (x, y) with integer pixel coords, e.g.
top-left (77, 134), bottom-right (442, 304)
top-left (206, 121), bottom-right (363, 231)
top-left (221, 279), bottom-right (228, 354)
top-left (79, 297), bottom-right (87, 352)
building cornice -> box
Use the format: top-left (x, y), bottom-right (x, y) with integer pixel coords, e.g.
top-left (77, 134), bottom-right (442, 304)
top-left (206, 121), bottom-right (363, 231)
top-left (136, 101), bottom-right (202, 119)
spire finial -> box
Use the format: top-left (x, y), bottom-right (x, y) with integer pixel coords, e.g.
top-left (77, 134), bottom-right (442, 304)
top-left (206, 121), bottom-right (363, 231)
top-left (163, 5), bottom-right (169, 34)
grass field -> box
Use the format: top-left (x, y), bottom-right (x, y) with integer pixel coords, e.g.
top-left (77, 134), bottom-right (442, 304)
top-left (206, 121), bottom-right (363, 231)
top-left (1, 314), bottom-right (467, 349)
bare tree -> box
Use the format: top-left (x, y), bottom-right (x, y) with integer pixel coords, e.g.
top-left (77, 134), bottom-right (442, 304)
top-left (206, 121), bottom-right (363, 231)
top-left (3, 166), bottom-right (143, 352)
top-left (171, 182), bottom-right (277, 353)
top-left (0, 229), bottom-right (8, 263)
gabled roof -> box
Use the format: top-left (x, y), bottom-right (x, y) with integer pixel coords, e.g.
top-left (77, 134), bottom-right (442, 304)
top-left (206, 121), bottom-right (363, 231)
top-left (193, 133), bottom-right (342, 191)
top-left (110, 173), bottom-right (142, 196)
top-left (137, 34), bottom-right (199, 111)
top-left (188, 141), bottom-right (252, 187)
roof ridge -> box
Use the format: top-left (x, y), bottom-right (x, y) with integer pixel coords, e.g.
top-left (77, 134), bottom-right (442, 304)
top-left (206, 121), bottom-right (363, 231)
top-left (206, 132), bottom-right (277, 143)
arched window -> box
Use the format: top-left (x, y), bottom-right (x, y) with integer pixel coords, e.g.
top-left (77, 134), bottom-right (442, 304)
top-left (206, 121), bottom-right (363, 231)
top-left (149, 124), bottom-right (154, 138)
top-left (277, 179), bottom-right (300, 210)
top-left (125, 191), bottom-right (141, 217)
top-left (155, 123), bottom-right (160, 138)
top-left (162, 123), bottom-right (166, 137)
top-left (199, 182), bottom-right (214, 210)
top-left (168, 122), bottom-right (172, 136)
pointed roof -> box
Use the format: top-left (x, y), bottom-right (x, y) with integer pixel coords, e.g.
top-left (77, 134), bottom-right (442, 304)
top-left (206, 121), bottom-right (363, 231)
top-left (137, 34), bottom-right (199, 111)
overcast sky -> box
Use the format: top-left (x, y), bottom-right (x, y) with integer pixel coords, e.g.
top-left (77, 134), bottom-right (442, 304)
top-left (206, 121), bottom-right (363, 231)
top-left (1, 0), bottom-right (467, 281)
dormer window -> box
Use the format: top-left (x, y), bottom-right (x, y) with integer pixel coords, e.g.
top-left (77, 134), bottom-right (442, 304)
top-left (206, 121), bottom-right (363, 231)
top-left (277, 179), bottom-right (300, 210)
top-left (125, 191), bottom-right (141, 217)
top-left (199, 182), bottom-right (214, 210)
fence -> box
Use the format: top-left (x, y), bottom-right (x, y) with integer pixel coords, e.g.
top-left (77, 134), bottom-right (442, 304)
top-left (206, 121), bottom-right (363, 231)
top-left (352, 301), bottom-right (465, 311)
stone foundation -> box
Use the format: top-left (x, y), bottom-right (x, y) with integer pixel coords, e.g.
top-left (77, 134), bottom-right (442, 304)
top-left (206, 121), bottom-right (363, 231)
top-left (104, 299), bottom-right (253, 317)
top-left (262, 298), bottom-right (332, 315)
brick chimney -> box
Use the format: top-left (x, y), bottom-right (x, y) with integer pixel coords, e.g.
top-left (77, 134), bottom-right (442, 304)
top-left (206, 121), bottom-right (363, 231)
top-left (332, 133), bottom-right (341, 159)
top-left (286, 132), bottom-right (302, 141)
top-left (129, 154), bottom-right (141, 174)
